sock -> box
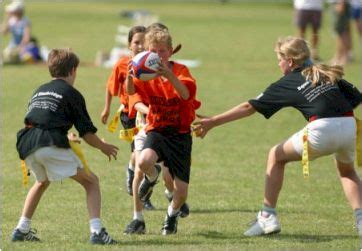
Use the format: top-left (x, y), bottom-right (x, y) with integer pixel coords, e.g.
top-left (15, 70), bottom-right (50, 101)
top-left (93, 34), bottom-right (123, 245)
top-left (355, 208), bottom-right (362, 224)
top-left (16, 216), bottom-right (31, 233)
top-left (167, 205), bottom-right (180, 217)
top-left (89, 218), bottom-right (102, 234)
top-left (165, 189), bottom-right (173, 201)
top-left (128, 162), bottom-right (135, 171)
top-left (133, 211), bottom-right (144, 221)
top-left (262, 205), bottom-right (276, 217)
top-left (146, 166), bottom-right (158, 182)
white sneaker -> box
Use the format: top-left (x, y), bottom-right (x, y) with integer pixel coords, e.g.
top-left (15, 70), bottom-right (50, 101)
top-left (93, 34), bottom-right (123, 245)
top-left (244, 211), bottom-right (281, 236)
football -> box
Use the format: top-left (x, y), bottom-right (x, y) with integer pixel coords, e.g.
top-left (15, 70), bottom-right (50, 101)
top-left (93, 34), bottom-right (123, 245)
top-left (132, 51), bottom-right (160, 81)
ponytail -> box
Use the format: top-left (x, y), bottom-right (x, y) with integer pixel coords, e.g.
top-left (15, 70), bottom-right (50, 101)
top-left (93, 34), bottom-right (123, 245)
top-left (302, 64), bottom-right (344, 86)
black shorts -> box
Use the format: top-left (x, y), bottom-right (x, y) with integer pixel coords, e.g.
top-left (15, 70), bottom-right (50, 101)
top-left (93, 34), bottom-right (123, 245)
top-left (120, 112), bottom-right (136, 152)
top-left (143, 130), bottom-right (192, 184)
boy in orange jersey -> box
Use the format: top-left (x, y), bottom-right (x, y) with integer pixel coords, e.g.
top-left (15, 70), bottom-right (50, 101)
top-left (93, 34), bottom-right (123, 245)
top-left (100, 26), bottom-right (155, 210)
top-left (127, 27), bottom-right (200, 235)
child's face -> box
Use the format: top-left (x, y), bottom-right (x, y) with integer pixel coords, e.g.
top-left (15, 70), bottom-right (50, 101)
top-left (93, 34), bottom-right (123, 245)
top-left (129, 32), bottom-right (145, 57)
top-left (148, 42), bottom-right (172, 62)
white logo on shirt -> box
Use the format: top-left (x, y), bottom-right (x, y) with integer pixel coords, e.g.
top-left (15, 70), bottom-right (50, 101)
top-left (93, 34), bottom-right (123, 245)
top-left (255, 93), bottom-right (264, 100)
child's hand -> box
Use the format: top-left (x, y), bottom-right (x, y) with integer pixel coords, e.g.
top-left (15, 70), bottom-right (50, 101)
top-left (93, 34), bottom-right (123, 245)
top-left (100, 107), bottom-right (110, 124)
top-left (127, 60), bottom-right (134, 79)
top-left (156, 61), bottom-right (173, 79)
top-left (100, 139), bottom-right (119, 161)
top-left (68, 132), bottom-right (81, 143)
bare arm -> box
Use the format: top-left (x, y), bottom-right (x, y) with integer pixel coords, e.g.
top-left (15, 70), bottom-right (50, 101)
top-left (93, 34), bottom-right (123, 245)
top-left (101, 90), bottom-right (112, 124)
top-left (19, 25), bottom-right (31, 47)
top-left (157, 61), bottom-right (190, 100)
top-left (125, 61), bottom-right (136, 95)
top-left (82, 132), bottom-right (118, 161)
top-left (135, 102), bottom-right (149, 115)
top-left (1, 13), bottom-right (10, 34)
top-left (193, 101), bottom-right (256, 138)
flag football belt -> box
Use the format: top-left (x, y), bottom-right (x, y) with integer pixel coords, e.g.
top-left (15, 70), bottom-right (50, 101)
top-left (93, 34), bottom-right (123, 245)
top-left (20, 140), bottom-right (91, 187)
top-left (302, 113), bottom-right (361, 179)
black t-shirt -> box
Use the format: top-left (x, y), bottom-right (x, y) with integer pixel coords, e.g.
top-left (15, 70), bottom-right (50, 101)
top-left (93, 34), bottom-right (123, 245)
top-left (249, 67), bottom-right (361, 120)
top-left (16, 79), bottom-right (97, 159)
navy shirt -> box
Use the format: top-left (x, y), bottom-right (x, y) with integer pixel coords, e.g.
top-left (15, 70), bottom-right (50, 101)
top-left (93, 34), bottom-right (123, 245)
top-left (16, 79), bottom-right (97, 159)
top-left (249, 67), bottom-right (361, 121)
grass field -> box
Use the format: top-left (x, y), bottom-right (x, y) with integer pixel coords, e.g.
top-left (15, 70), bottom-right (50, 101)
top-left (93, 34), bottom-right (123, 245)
top-left (2, 1), bottom-right (362, 250)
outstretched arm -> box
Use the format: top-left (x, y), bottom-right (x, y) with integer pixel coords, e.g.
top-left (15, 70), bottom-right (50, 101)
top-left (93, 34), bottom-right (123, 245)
top-left (193, 101), bottom-right (256, 138)
top-left (82, 132), bottom-right (119, 161)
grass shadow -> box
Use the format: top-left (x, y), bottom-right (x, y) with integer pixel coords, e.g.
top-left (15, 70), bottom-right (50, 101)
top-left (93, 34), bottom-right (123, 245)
top-left (271, 233), bottom-right (358, 243)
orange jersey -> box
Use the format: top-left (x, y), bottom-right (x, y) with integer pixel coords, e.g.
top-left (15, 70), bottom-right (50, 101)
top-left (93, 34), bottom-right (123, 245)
top-left (129, 62), bottom-right (201, 133)
top-left (106, 56), bottom-right (131, 115)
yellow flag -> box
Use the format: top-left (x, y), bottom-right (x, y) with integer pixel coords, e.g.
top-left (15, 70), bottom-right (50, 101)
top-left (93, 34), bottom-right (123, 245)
top-left (69, 140), bottom-right (90, 175)
top-left (107, 104), bottom-right (124, 133)
top-left (302, 127), bottom-right (309, 178)
top-left (20, 160), bottom-right (29, 187)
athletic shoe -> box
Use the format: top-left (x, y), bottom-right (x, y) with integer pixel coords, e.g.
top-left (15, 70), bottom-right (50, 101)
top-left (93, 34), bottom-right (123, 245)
top-left (143, 199), bottom-right (156, 210)
top-left (11, 228), bottom-right (40, 242)
top-left (123, 219), bottom-right (146, 235)
top-left (244, 211), bottom-right (281, 236)
top-left (138, 164), bottom-right (161, 202)
top-left (161, 214), bottom-right (178, 235)
top-left (90, 228), bottom-right (117, 245)
top-left (179, 203), bottom-right (190, 218)
top-left (164, 192), bottom-right (189, 218)
top-left (126, 167), bottom-right (135, 196)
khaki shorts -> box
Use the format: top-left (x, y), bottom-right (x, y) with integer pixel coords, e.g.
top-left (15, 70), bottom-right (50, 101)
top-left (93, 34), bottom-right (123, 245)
top-left (291, 117), bottom-right (356, 163)
top-left (134, 128), bottom-right (147, 152)
top-left (25, 146), bottom-right (83, 182)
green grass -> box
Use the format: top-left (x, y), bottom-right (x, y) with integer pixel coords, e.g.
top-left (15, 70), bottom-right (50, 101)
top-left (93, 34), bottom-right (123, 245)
top-left (2, 1), bottom-right (362, 250)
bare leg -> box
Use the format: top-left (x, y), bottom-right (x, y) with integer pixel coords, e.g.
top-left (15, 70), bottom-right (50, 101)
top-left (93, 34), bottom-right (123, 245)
top-left (21, 180), bottom-right (50, 219)
top-left (311, 28), bottom-right (320, 60)
top-left (172, 177), bottom-right (188, 209)
top-left (71, 169), bottom-right (101, 219)
top-left (133, 151), bottom-right (144, 213)
top-left (263, 139), bottom-right (301, 208)
top-left (336, 160), bottom-right (362, 210)
top-left (138, 148), bottom-right (159, 177)
top-left (162, 166), bottom-right (174, 193)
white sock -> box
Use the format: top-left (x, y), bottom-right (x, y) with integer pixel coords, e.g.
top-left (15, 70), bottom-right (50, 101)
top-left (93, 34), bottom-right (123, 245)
top-left (167, 205), bottom-right (180, 217)
top-left (128, 162), bottom-right (135, 171)
top-left (133, 211), bottom-right (144, 221)
top-left (165, 189), bottom-right (173, 201)
top-left (146, 167), bottom-right (158, 182)
top-left (89, 218), bottom-right (102, 234)
top-left (16, 216), bottom-right (31, 233)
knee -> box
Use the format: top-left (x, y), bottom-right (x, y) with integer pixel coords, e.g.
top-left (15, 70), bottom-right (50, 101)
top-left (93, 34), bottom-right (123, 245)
top-left (138, 157), bottom-right (152, 172)
top-left (36, 180), bottom-right (50, 191)
top-left (268, 145), bottom-right (287, 166)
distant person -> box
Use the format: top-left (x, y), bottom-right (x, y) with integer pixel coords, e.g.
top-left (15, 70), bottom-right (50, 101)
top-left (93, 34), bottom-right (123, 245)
top-left (350, 0), bottom-right (362, 36)
top-left (330, 0), bottom-right (352, 65)
top-left (12, 49), bottom-right (118, 244)
top-left (294, 0), bottom-right (324, 61)
top-left (194, 36), bottom-right (362, 237)
top-left (348, 0), bottom-right (362, 61)
top-left (1, 1), bottom-right (42, 64)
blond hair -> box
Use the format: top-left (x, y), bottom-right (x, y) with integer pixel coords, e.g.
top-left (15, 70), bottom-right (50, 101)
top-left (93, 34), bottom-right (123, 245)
top-left (275, 36), bottom-right (344, 86)
top-left (145, 28), bottom-right (173, 49)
